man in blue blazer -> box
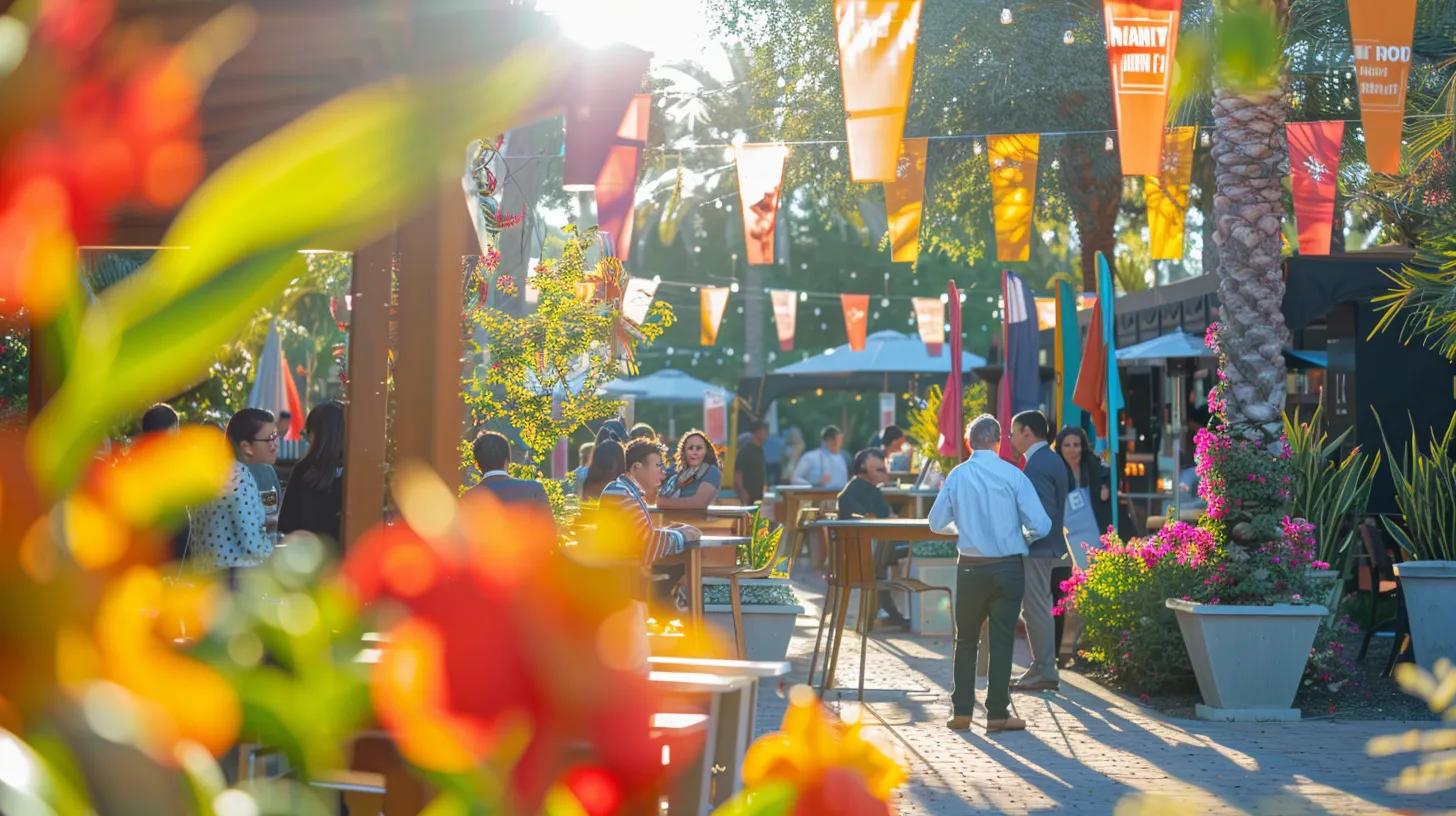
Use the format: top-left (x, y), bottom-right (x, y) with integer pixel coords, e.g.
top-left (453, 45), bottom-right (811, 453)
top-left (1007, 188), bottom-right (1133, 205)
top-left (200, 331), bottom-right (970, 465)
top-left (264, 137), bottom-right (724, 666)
top-left (470, 430), bottom-right (553, 521)
top-left (1010, 410), bottom-right (1069, 692)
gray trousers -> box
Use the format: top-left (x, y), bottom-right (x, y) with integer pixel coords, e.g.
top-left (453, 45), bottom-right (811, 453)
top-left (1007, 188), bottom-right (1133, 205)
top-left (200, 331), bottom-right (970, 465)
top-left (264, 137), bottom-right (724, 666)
top-left (1018, 555), bottom-right (1064, 685)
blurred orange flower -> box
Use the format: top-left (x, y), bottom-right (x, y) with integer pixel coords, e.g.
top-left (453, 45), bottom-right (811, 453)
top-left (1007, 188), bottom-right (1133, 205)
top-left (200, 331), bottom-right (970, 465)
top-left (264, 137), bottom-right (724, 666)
top-left (342, 470), bottom-right (694, 813)
top-left (739, 685), bottom-right (906, 815)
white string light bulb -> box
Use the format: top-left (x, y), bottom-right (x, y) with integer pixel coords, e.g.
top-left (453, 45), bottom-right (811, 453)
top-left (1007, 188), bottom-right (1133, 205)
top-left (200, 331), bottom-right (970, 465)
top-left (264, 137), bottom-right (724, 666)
top-left (1063, 29), bottom-right (1074, 44)
top-left (1104, 135), bottom-right (1115, 152)
top-left (1000, 6), bottom-right (1014, 24)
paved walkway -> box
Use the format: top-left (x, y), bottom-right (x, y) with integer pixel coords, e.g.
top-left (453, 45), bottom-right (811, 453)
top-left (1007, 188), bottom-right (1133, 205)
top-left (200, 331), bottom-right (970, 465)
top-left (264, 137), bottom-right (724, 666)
top-left (751, 581), bottom-right (1449, 815)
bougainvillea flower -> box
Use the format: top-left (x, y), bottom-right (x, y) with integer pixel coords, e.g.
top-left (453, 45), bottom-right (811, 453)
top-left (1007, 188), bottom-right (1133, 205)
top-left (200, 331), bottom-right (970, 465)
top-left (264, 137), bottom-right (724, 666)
top-left (342, 468), bottom-right (693, 813)
top-left (739, 684), bottom-right (906, 815)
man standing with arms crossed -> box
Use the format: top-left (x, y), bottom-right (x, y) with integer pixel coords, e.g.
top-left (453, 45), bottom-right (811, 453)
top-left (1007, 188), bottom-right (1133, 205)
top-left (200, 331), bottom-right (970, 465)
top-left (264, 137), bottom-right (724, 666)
top-left (929, 414), bottom-right (1051, 733)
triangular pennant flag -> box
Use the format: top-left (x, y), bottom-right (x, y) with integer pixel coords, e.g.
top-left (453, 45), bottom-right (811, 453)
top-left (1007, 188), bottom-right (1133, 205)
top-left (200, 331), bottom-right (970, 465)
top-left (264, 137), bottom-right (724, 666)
top-left (841, 293), bottom-right (870, 351)
top-left (1348, 0), bottom-right (1416, 175)
top-left (622, 277), bottom-right (657, 324)
top-left (1103, 0), bottom-right (1182, 177)
top-left (770, 289), bottom-right (798, 351)
top-left (884, 137), bottom-right (928, 263)
top-left (734, 143), bottom-right (790, 266)
top-left (700, 286), bottom-right (731, 346)
top-left (1288, 121), bottom-right (1345, 255)
top-left (987, 134), bottom-right (1040, 262)
top-left (912, 296), bottom-right (944, 355)
top-left (1145, 126), bottom-right (1197, 260)
top-left (563, 45), bottom-right (651, 191)
top-left (834, 0), bottom-right (924, 182)
top-left (595, 93), bottom-right (653, 262)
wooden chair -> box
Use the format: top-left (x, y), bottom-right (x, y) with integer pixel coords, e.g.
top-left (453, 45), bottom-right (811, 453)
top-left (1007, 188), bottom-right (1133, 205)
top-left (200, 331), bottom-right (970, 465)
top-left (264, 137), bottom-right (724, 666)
top-left (700, 518), bottom-right (796, 658)
top-left (806, 523), bottom-right (953, 700)
top-left (1356, 520), bottom-right (1407, 674)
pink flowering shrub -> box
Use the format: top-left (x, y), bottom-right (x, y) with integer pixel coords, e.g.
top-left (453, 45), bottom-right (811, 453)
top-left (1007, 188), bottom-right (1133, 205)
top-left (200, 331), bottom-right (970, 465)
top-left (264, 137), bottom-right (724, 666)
top-left (1061, 518), bottom-right (1337, 692)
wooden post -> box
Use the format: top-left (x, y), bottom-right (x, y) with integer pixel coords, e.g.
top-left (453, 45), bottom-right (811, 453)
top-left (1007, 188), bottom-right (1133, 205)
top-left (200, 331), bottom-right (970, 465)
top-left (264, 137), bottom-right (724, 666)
top-left (342, 234), bottom-right (396, 546)
top-left (392, 186), bottom-right (475, 487)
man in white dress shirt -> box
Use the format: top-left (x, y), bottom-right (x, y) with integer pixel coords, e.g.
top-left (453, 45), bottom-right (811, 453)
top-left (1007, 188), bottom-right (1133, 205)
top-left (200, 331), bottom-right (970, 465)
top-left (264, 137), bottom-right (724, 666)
top-left (790, 425), bottom-right (849, 490)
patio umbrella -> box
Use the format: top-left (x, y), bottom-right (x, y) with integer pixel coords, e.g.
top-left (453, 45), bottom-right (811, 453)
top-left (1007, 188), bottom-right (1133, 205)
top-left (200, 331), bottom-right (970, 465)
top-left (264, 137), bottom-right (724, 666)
top-left (1115, 329), bottom-right (1213, 361)
top-left (247, 323), bottom-right (306, 457)
top-left (600, 368), bottom-right (731, 437)
top-left (771, 329), bottom-right (986, 378)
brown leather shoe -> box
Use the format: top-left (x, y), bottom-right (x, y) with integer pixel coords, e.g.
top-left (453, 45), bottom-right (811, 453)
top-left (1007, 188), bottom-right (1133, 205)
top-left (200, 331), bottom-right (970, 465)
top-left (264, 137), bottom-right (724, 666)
top-left (1011, 679), bottom-right (1060, 693)
top-left (986, 716), bottom-right (1026, 732)
top-left (945, 715), bottom-right (975, 731)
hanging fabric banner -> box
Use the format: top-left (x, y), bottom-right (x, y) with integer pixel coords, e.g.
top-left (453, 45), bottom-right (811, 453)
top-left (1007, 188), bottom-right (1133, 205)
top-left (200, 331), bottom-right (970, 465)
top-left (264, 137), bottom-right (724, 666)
top-left (1055, 281), bottom-right (1086, 439)
top-left (912, 296), bottom-right (944, 355)
top-left (703, 390), bottom-right (728, 446)
top-left (834, 0), bottom-right (924, 182)
top-left (1102, 0), bottom-right (1182, 177)
top-left (621, 276), bottom-right (657, 323)
top-left (562, 44), bottom-right (651, 191)
top-left (884, 136), bottom-right (929, 263)
top-left (1348, 0), bottom-right (1416, 175)
top-left (1034, 297), bottom-right (1058, 331)
top-left (937, 281), bottom-right (964, 458)
top-left (841, 293), bottom-right (870, 351)
top-left (988, 134), bottom-right (1040, 263)
top-left (997, 271), bottom-right (1040, 465)
top-left (734, 143), bottom-right (790, 265)
top-left (700, 286), bottom-right (730, 346)
top-left (1145, 126), bottom-right (1196, 260)
top-left (595, 93), bottom-right (652, 262)
top-left (1287, 121), bottom-right (1345, 255)
top-left (770, 289), bottom-right (798, 351)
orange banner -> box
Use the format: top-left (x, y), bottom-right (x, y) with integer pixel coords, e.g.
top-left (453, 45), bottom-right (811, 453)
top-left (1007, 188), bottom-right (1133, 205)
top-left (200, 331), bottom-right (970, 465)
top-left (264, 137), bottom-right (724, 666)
top-left (835, 0), bottom-right (924, 182)
top-left (912, 296), bottom-right (944, 355)
top-left (734, 143), bottom-right (789, 266)
top-left (563, 45), bottom-right (651, 191)
top-left (595, 93), bottom-right (652, 262)
top-left (1103, 0), bottom-right (1181, 177)
top-left (770, 289), bottom-right (798, 351)
top-left (1144, 126), bottom-right (1196, 260)
top-left (841, 293), bottom-right (870, 351)
top-left (884, 137), bottom-right (928, 263)
top-left (1034, 297), bottom-right (1058, 331)
top-left (1349, 0), bottom-right (1416, 175)
top-left (700, 286), bottom-right (730, 346)
top-left (988, 134), bottom-right (1040, 263)
top-left (1288, 121), bottom-right (1344, 255)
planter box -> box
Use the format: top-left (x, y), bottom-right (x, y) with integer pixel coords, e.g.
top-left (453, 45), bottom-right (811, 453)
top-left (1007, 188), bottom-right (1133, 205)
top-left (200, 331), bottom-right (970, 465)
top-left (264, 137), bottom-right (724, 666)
top-left (906, 556), bottom-right (958, 635)
top-left (702, 577), bottom-right (804, 662)
top-left (1165, 598), bottom-right (1327, 721)
top-left (1393, 561), bottom-right (1456, 671)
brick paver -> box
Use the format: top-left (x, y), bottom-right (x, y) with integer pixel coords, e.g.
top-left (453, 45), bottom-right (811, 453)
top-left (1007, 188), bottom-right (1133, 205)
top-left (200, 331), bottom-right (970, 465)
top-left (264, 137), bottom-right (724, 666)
top-left (750, 581), bottom-right (1450, 815)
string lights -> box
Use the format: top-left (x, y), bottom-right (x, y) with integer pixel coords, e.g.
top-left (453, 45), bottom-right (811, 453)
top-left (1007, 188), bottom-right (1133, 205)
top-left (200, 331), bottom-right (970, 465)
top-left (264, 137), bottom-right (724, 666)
top-left (1000, 6), bottom-right (1014, 24)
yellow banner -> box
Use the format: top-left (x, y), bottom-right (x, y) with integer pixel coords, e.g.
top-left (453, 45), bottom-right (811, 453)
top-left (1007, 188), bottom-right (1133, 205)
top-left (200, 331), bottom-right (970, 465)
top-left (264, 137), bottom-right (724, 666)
top-left (884, 137), bottom-right (928, 263)
top-left (988, 134), bottom-right (1040, 263)
top-left (1144, 126), bottom-right (1196, 260)
top-left (700, 286), bottom-right (730, 346)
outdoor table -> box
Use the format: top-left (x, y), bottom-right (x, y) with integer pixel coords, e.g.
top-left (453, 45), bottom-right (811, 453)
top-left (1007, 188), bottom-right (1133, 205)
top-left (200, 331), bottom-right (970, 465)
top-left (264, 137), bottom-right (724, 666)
top-left (805, 518), bottom-right (957, 695)
top-left (648, 657), bottom-right (790, 805)
top-left (880, 486), bottom-right (939, 518)
top-left (651, 505), bottom-right (754, 536)
top-left (649, 670), bottom-right (756, 814)
top-left (772, 486), bottom-right (840, 562)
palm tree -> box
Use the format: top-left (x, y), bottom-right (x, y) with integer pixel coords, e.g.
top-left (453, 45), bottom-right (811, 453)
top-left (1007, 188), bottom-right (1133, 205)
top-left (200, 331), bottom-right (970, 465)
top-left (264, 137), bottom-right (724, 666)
top-left (1207, 0), bottom-right (1292, 441)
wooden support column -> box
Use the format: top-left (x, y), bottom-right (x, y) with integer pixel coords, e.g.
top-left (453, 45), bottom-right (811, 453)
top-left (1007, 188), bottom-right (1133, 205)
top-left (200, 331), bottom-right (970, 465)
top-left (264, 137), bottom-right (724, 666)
top-left (392, 185), bottom-right (475, 488)
top-left (342, 233), bottom-right (396, 546)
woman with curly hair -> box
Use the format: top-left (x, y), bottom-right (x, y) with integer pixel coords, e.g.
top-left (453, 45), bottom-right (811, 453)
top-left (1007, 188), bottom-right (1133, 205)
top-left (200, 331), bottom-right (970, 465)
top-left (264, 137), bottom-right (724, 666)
top-left (655, 429), bottom-right (721, 510)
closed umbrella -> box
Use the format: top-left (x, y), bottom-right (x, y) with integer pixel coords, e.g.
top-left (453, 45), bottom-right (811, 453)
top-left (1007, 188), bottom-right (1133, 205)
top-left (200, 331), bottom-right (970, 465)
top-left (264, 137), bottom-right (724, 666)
top-left (248, 323), bottom-right (305, 458)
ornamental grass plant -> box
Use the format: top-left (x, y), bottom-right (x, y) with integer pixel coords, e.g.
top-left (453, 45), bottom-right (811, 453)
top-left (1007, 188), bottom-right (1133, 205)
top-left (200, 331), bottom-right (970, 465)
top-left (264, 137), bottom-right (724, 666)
top-left (1377, 409), bottom-right (1456, 562)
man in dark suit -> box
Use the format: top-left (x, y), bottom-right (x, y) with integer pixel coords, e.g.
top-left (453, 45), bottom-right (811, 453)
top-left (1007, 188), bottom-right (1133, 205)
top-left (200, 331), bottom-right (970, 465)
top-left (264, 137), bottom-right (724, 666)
top-left (1009, 410), bottom-right (1069, 692)
top-left (470, 431), bottom-right (553, 521)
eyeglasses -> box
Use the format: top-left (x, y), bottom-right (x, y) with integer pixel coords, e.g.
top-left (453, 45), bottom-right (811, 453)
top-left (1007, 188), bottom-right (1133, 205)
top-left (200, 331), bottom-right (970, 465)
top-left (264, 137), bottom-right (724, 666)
top-left (250, 433), bottom-right (280, 443)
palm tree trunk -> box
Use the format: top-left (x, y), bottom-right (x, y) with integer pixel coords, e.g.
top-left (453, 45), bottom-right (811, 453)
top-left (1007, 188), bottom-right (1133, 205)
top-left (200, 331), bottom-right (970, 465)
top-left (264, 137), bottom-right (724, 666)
top-left (1211, 85), bottom-right (1290, 440)
top-left (1060, 135), bottom-right (1122, 292)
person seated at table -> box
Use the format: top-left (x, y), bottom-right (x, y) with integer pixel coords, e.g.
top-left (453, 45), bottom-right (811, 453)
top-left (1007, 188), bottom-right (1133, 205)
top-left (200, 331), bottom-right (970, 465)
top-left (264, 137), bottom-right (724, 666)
top-left (601, 438), bottom-right (701, 608)
top-left (629, 422), bottom-right (657, 441)
top-left (880, 424), bottom-right (912, 473)
top-left (791, 425), bottom-right (849, 490)
top-left (581, 439), bottom-right (626, 502)
top-left (573, 442), bottom-right (594, 497)
top-left (837, 447), bottom-right (911, 629)
top-left (469, 430), bottom-right (553, 521)
top-left (656, 429), bottom-right (721, 510)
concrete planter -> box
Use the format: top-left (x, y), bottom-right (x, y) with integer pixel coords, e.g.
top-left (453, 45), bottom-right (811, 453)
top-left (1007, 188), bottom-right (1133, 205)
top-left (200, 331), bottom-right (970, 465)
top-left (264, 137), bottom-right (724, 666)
top-left (703, 577), bottom-right (804, 662)
top-left (1165, 598), bottom-right (1327, 721)
top-left (905, 556), bottom-right (958, 635)
top-left (1393, 561), bottom-right (1456, 671)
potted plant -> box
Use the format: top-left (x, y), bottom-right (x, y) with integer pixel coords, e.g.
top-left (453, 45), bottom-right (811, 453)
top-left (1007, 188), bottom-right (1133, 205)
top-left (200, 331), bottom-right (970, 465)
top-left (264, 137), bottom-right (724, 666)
top-left (703, 509), bottom-right (804, 661)
top-left (1283, 406), bottom-right (1380, 619)
top-left (1378, 411), bottom-right (1456, 671)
